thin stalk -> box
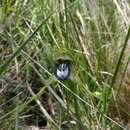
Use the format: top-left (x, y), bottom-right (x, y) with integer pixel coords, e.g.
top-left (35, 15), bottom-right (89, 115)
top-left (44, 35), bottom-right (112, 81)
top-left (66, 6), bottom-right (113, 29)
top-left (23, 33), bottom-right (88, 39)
top-left (64, 0), bottom-right (68, 47)
top-left (111, 26), bottom-right (130, 88)
top-left (72, 83), bottom-right (82, 129)
top-left (116, 56), bottom-right (130, 98)
top-left (15, 104), bottom-right (20, 130)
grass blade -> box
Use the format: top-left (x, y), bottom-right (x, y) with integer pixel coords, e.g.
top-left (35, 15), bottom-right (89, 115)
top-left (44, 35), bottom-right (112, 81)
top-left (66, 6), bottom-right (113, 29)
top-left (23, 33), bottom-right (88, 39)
top-left (0, 7), bottom-right (58, 75)
top-left (111, 26), bottom-right (130, 88)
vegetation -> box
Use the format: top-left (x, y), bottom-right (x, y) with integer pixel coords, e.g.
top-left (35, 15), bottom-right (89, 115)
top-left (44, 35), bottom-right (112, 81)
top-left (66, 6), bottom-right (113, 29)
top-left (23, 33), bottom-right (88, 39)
top-left (0, 0), bottom-right (130, 129)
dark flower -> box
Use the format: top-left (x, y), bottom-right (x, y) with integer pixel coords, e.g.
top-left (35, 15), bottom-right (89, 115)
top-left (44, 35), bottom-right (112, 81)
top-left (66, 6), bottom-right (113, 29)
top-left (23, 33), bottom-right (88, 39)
top-left (55, 59), bottom-right (71, 80)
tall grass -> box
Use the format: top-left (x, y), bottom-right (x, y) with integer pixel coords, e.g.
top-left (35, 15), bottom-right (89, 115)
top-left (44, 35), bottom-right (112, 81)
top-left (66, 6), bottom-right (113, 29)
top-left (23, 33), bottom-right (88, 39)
top-left (0, 0), bottom-right (130, 129)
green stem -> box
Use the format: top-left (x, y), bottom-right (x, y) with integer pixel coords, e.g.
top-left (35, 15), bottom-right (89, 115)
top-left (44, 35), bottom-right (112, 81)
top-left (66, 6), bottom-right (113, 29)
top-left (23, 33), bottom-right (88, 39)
top-left (111, 26), bottom-right (130, 88)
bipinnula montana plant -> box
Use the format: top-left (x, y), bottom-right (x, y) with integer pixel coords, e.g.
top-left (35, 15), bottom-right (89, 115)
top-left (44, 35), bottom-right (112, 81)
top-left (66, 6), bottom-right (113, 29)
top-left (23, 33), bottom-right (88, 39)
top-left (0, 0), bottom-right (130, 130)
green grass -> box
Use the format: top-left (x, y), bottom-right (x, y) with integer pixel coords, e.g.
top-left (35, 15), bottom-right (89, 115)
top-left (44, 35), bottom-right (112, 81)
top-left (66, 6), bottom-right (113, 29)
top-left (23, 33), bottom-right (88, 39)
top-left (0, 0), bottom-right (130, 130)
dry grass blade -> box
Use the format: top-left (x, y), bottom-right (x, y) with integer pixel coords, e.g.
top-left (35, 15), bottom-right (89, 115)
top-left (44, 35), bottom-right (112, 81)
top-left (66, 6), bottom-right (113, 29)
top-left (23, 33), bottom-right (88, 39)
top-left (26, 83), bottom-right (60, 129)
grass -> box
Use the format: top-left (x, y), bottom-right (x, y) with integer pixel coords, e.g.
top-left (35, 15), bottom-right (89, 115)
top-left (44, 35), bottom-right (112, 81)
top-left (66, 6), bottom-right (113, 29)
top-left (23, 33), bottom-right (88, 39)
top-left (0, 0), bottom-right (130, 130)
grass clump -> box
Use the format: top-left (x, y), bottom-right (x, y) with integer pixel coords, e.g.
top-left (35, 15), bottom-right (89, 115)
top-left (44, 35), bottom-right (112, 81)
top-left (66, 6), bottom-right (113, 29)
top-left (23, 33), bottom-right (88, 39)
top-left (0, 0), bottom-right (130, 130)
